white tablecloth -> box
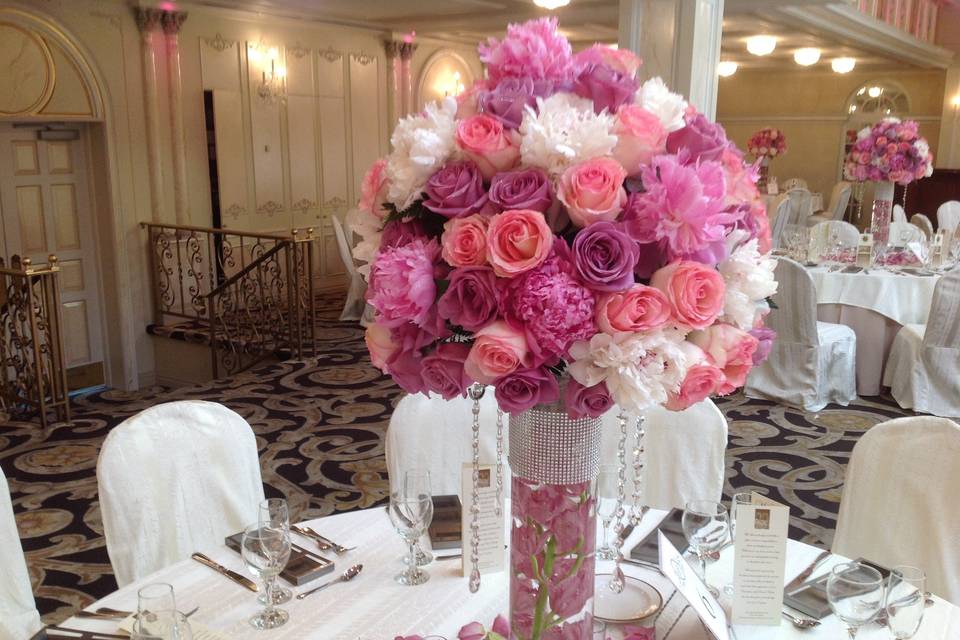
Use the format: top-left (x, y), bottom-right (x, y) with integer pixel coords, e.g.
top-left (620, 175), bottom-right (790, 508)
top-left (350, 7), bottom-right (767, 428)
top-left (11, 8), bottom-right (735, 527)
top-left (59, 507), bottom-right (960, 640)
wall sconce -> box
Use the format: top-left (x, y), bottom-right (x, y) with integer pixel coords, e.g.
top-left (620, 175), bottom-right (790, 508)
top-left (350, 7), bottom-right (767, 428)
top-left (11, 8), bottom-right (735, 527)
top-left (249, 43), bottom-right (287, 105)
top-left (436, 70), bottom-right (466, 97)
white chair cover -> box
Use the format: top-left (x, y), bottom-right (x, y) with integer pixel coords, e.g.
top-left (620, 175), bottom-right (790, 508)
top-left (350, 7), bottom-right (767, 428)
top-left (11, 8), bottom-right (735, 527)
top-left (97, 400), bottom-right (265, 587)
top-left (386, 393), bottom-right (727, 510)
top-left (782, 178), bottom-right (807, 191)
top-left (786, 187), bottom-right (814, 227)
top-left (892, 204), bottom-right (907, 223)
top-left (883, 267), bottom-right (960, 418)
top-left (745, 257), bottom-right (857, 411)
top-left (937, 201), bottom-right (960, 234)
top-left (332, 215), bottom-right (368, 323)
top-left (0, 472), bottom-right (41, 640)
top-left (910, 213), bottom-right (934, 240)
top-left (833, 416), bottom-right (960, 604)
top-left (808, 220), bottom-right (859, 261)
top-left (806, 182), bottom-right (852, 226)
top-left (769, 195), bottom-right (792, 249)
top-left (889, 221), bottom-right (925, 245)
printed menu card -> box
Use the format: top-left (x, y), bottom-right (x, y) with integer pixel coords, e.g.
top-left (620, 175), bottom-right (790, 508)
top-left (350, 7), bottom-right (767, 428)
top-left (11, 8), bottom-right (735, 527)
top-left (658, 531), bottom-right (730, 640)
top-left (460, 463), bottom-right (505, 576)
top-left (731, 493), bottom-right (789, 625)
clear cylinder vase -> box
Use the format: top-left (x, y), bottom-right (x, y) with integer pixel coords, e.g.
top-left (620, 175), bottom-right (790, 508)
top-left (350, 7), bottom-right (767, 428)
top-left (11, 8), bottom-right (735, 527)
top-left (871, 181), bottom-right (896, 263)
top-left (507, 403), bottom-right (601, 640)
top-left (757, 157), bottom-right (770, 190)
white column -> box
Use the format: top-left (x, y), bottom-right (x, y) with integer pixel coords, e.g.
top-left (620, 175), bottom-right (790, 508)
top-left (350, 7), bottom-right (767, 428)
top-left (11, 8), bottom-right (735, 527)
top-left (162, 11), bottom-right (190, 226)
top-left (399, 42), bottom-right (418, 116)
top-left (384, 41), bottom-right (403, 130)
top-left (135, 8), bottom-right (166, 223)
top-left (937, 66), bottom-right (960, 169)
top-left (618, 0), bottom-right (725, 120)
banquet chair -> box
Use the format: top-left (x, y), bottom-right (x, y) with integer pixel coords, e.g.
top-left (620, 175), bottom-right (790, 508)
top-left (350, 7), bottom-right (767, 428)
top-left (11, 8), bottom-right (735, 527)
top-left (883, 267), bottom-right (960, 418)
top-left (909, 214), bottom-right (934, 240)
top-left (782, 178), bottom-right (807, 191)
top-left (937, 201), bottom-right (960, 234)
top-left (833, 416), bottom-right (960, 604)
top-left (769, 195), bottom-right (792, 249)
top-left (332, 215), bottom-right (368, 323)
top-left (744, 257), bottom-right (857, 411)
top-left (892, 204), bottom-right (908, 223)
top-left (806, 181), bottom-right (852, 226)
top-left (385, 393), bottom-right (728, 510)
top-left (97, 400), bottom-right (265, 587)
top-left (889, 220), bottom-right (925, 245)
top-left (785, 187), bottom-right (814, 227)
top-left (808, 220), bottom-right (859, 261)
top-left (0, 472), bottom-right (42, 640)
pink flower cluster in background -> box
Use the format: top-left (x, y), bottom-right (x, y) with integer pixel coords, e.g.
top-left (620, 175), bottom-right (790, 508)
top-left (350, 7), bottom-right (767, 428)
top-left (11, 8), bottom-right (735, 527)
top-left (747, 127), bottom-right (787, 159)
top-left (351, 17), bottom-right (778, 417)
top-left (844, 118), bottom-right (934, 185)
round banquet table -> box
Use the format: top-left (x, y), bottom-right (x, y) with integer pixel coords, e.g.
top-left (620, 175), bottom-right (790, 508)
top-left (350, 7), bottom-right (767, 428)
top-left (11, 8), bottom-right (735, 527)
top-left (58, 507), bottom-right (960, 640)
top-left (808, 266), bottom-right (941, 396)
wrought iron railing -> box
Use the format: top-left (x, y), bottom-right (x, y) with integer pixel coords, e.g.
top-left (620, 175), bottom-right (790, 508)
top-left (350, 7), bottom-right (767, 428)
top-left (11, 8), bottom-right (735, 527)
top-left (142, 223), bottom-right (318, 377)
top-left (0, 255), bottom-right (71, 428)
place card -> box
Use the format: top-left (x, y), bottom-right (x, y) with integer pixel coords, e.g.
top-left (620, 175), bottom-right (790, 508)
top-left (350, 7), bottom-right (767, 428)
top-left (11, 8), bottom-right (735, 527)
top-left (857, 234), bottom-right (874, 267)
top-left (658, 531), bottom-right (730, 640)
top-left (731, 493), bottom-right (789, 626)
top-left (460, 463), bottom-right (505, 576)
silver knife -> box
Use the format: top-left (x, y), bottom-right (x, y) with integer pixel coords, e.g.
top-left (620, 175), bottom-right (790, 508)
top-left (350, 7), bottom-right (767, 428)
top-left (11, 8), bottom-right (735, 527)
top-left (191, 552), bottom-right (259, 592)
top-left (785, 550), bottom-right (831, 595)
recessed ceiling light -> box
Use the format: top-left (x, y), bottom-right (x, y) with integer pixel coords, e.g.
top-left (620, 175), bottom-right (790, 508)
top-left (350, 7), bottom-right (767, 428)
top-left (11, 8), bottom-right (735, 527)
top-left (793, 47), bottom-right (821, 66)
top-left (746, 35), bottom-right (777, 56)
top-left (717, 61), bottom-right (739, 77)
top-left (533, 0), bottom-right (570, 9)
top-left (831, 57), bottom-right (856, 73)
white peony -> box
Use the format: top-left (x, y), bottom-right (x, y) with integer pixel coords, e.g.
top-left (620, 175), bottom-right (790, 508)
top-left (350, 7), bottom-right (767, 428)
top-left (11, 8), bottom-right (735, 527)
top-left (385, 97), bottom-right (459, 210)
top-left (718, 239), bottom-right (778, 330)
top-left (636, 77), bottom-right (688, 133)
top-left (915, 139), bottom-right (934, 177)
top-left (346, 207), bottom-right (381, 278)
top-left (568, 329), bottom-right (688, 413)
top-left (519, 92), bottom-right (617, 177)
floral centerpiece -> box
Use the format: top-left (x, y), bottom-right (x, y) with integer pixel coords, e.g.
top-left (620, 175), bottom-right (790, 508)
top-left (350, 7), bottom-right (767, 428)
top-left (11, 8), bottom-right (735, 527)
top-left (747, 127), bottom-right (786, 189)
top-left (351, 18), bottom-right (776, 640)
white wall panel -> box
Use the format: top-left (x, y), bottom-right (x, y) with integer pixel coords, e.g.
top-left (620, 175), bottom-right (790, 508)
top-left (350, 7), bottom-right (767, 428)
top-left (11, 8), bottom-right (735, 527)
top-left (211, 90), bottom-right (249, 221)
top-left (287, 94), bottom-right (319, 212)
top-left (349, 54), bottom-right (381, 201)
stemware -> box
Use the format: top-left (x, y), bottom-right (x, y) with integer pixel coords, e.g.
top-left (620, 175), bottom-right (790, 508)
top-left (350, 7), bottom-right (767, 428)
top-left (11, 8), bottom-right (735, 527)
top-left (241, 522), bottom-right (291, 629)
top-left (258, 498), bottom-right (292, 605)
top-left (595, 465), bottom-right (619, 560)
top-left (388, 491), bottom-right (433, 586)
top-left (886, 565), bottom-right (926, 639)
top-left (681, 500), bottom-right (730, 597)
top-left (722, 492), bottom-right (752, 595)
top-left (825, 561), bottom-right (884, 638)
top-left (132, 583), bottom-right (192, 640)
top-left (403, 470), bottom-right (434, 567)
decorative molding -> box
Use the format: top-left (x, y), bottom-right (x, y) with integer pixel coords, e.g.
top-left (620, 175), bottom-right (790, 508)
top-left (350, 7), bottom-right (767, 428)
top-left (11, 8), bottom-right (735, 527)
top-left (322, 196), bottom-right (347, 211)
top-left (292, 198), bottom-right (318, 211)
top-left (319, 46), bottom-right (342, 63)
top-left (160, 11), bottom-right (188, 36)
top-left (223, 203), bottom-right (245, 219)
top-left (133, 7), bottom-right (163, 32)
top-left (353, 53), bottom-right (376, 66)
top-left (289, 42), bottom-right (310, 59)
top-left (257, 200), bottom-right (284, 216)
top-left (203, 33), bottom-right (235, 52)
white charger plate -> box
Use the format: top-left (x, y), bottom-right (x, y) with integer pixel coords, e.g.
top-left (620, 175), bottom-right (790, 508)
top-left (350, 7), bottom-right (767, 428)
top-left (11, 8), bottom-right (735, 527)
top-left (593, 573), bottom-right (663, 624)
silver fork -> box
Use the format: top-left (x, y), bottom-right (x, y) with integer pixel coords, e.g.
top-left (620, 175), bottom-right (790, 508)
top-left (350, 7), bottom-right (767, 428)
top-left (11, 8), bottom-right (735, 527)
top-left (76, 605), bottom-right (199, 620)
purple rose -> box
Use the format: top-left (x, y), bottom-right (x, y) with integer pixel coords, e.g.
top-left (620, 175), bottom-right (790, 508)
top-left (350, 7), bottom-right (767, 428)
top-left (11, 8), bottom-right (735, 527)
top-left (437, 266), bottom-right (500, 331)
top-left (666, 113), bottom-right (731, 163)
top-left (749, 326), bottom-right (776, 365)
top-left (571, 221), bottom-right (639, 292)
top-left (572, 63), bottom-right (638, 115)
top-left (421, 343), bottom-right (472, 400)
top-left (478, 78), bottom-right (538, 130)
top-left (494, 366), bottom-right (560, 413)
top-left (488, 168), bottom-right (554, 213)
top-left (565, 379), bottom-right (614, 419)
top-left (423, 161), bottom-right (489, 219)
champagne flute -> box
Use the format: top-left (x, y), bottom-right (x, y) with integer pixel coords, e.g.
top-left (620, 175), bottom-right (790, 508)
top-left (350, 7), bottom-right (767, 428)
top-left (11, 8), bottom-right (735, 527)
top-left (682, 500), bottom-right (730, 597)
top-left (886, 565), bottom-right (926, 639)
top-left (722, 492), bottom-right (752, 595)
top-left (594, 465), bottom-right (619, 560)
top-left (132, 583), bottom-right (192, 640)
top-left (388, 492), bottom-right (433, 585)
top-left (403, 470), bottom-right (434, 567)
top-left (241, 522), bottom-right (291, 629)
top-left (258, 498), bottom-right (292, 605)
top-left (826, 561), bottom-right (884, 638)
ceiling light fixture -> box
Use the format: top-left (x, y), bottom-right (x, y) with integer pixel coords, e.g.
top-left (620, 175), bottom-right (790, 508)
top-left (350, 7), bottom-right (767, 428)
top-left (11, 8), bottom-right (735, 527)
top-left (717, 61), bottom-right (739, 77)
top-left (533, 0), bottom-right (570, 9)
top-left (746, 35), bottom-right (777, 56)
top-left (793, 47), bottom-right (821, 66)
top-left (831, 57), bottom-right (856, 73)
top-left (868, 86), bottom-right (882, 98)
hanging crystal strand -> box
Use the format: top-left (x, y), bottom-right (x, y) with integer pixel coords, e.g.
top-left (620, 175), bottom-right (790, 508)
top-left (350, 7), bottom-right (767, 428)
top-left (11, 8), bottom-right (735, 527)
top-left (628, 415), bottom-right (646, 527)
top-left (467, 384), bottom-right (484, 593)
top-left (495, 409), bottom-right (504, 518)
top-left (902, 182), bottom-right (909, 210)
top-left (608, 411), bottom-right (629, 593)
top-left (855, 181), bottom-right (864, 225)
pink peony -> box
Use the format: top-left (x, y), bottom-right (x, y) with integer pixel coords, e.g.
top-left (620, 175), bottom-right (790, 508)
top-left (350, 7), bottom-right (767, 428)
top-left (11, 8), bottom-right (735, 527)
top-left (689, 324), bottom-right (759, 394)
top-left (441, 214), bottom-right (489, 267)
top-left (359, 159), bottom-right (389, 218)
top-left (650, 261), bottom-right (726, 331)
top-left (368, 238), bottom-right (441, 330)
top-left (666, 344), bottom-right (723, 411)
top-left (596, 285), bottom-right (671, 333)
top-left (486, 209), bottom-right (554, 277)
top-left (558, 157), bottom-right (628, 228)
top-left (574, 44), bottom-right (642, 78)
top-left (613, 105), bottom-right (668, 175)
top-left (464, 321), bottom-right (530, 384)
top-left (456, 114), bottom-right (521, 180)
top-left (478, 17), bottom-right (574, 86)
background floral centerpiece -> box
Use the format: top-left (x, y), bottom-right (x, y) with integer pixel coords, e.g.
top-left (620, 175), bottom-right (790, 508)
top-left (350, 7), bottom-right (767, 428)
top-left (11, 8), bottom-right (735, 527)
top-left (747, 127), bottom-right (786, 189)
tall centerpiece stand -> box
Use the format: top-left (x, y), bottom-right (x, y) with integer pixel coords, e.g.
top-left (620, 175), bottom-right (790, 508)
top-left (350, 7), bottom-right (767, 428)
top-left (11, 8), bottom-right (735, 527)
top-left (870, 181), bottom-right (895, 263)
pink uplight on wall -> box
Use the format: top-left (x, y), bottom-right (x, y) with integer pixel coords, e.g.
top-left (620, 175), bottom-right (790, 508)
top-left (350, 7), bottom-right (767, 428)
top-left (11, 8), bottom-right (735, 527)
top-left (403, 31), bottom-right (416, 44)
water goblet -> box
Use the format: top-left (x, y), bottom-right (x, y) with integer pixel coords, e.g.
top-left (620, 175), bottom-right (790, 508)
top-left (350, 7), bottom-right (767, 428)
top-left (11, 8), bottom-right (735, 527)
top-left (241, 522), bottom-right (291, 629)
top-left (682, 500), bottom-right (730, 597)
top-left (388, 492), bottom-right (433, 585)
top-left (132, 583), bottom-right (192, 640)
top-left (825, 561), bottom-right (884, 638)
top-left (886, 565), bottom-right (926, 639)
top-left (258, 498), bottom-right (292, 605)
top-left (403, 470), bottom-right (434, 567)
top-left (594, 465), bottom-right (619, 560)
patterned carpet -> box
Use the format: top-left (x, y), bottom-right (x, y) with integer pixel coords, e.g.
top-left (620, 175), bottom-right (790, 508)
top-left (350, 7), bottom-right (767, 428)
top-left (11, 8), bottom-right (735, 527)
top-left (0, 302), bottom-right (914, 624)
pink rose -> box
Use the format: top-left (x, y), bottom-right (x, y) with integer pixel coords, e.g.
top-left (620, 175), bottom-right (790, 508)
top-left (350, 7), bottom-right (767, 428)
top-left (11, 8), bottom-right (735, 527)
top-left (689, 324), bottom-right (759, 395)
top-left (464, 321), bottom-right (530, 384)
top-left (666, 344), bottom-right (723, 410)
top-left (456, 114), bottom-right (521, 180)
top-left (558, 158), bottom-right (628, 228)
top-left (650, 261), bottom-right (726, 330)
top-left (612, 105), bottom-right (667, 174)
top-left (359, 159), bottom-right (389, 218)
top-left (486, 209), bottom-right (554, 277)
top-left (364, 323), bottom-right (399, 372)
top-left (441, 214), bottom-right (489, 267)
top-left (596, 285), bottom-right (671, 333)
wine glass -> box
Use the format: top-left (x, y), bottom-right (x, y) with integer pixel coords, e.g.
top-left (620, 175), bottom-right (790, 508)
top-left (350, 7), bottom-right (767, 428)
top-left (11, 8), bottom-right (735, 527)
top-left (825, 561), bottom-right (884, 638)
top-left (258, 498), bottom-right (292, 605)
top-left (241, 522), bottom-right (291, 629)
top-left (403, 470), bottom-right (434, 567)
top-left (594, 465), bottom-right (619, 560)
top-left (681, 500), bottom-right (730, 597)
top-left (132, 583), bottom-right (192, 640)
top-left (722, 492), bottom-right (752, 595)
top-left (388, 491), bottom-right (433, 585)
top-left (886, 565), bottom-right (926, 639)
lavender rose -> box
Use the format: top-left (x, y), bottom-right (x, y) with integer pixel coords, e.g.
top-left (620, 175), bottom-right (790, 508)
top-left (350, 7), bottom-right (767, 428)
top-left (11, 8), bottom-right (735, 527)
top-left (565, 379), bottom-right (614, 419)
top-left (494, 366), bottom-right (560, 413)
top-left (437, 266), bottom-right (500, 331)
top-left (478, 77), bottom-right (538, 130)
top-left (488, 168), bottom-right (554, 213)
top-left (572, 63), bottom-right (639, 115)
top-left (421, 342), bottom-right (472, 400)
top-left (749, 326), bottom-right (776, 365)
top-left (572, 221), bottom-right (639, 292)
top-left (423, 161), bottom-right (489, 219)
top-left (666, 113), bottom-right (731, 163)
